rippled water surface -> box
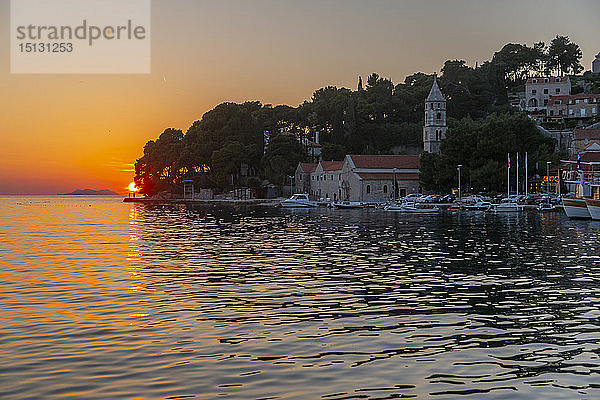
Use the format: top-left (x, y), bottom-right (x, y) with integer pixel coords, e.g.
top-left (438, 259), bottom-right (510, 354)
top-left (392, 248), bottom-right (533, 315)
top-left (2, 196), bottom-right (600, 399)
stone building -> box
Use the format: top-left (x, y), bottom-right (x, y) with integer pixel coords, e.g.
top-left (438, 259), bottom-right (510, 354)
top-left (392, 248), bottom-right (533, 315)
top-left (294, 162), bottom-right (317, 194)
top-left (593, 53), bottom-right (600, 74)
top-left (338, 155), bottom-right (420, 203)
top-left (294, 155), bottom-right (420, 202)
top-left (423, 74), bottom-right (446, 154)
top-left (547, 94), bottom-right (600, 120)
top-left (525, 76), bottom-right (571, 111)
top-left (312, 161), bottom-right (343, 200)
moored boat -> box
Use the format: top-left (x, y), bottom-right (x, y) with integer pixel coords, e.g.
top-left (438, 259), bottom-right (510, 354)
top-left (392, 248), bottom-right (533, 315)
top-left (562, 197), bottom-right (591, 219)
top-left (333, 200), bottom-right (364, 209)
top-left (384, 201), bottom-right (439, 213)
top-left (493, 201), bottom-right (523, 213)
top-left (585, 198), bottom-right (600, 220)
top-left (464, 201), bottom-right (492, 211)
top-left (280, 193), bottom-right (317, 208)
top-left (537, 202), bottom-right (557, 212)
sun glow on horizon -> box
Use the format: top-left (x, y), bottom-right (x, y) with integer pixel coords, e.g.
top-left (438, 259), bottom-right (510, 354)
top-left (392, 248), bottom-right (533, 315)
top-left (128, 182), bottom-right (139, 192)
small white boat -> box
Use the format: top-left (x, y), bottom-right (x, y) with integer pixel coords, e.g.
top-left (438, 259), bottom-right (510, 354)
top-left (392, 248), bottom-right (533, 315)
top-left (537, 202), bottom-right (557, 212)
top-left (586, 198), bottom-right (600, 220)
top-left (384, 201), bottom-right (439, 214)
top-left (280, 193), bottom-right (317, 208)
top-left (333, 200), bottom-right (364, 209)
top-left (562, 197), bottom-right (591, 219)
top-left (464, 201), bottom-right (492, 211)
top-left (493, 201), bottom-right (523, 213)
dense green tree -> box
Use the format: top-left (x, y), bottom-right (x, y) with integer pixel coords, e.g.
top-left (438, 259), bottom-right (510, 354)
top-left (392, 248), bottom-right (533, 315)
top-left (546, 35), bottom-right (583, 76)
top-left (211, 141), bottom-right (249, 186)
top-left (321, 143), bottom-right (347, 161)
top-left (422, 113), bottom-right (557, 193)
top-left (134, 128), bottom-right (184, 195)
top-left (262, 134), bottom-right (305, 186)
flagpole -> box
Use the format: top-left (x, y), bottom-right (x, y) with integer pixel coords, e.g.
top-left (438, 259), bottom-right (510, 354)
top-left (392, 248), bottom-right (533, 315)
top-left (525, 152), bottom-right (528, 197)
top-left (507, 153), bottom-right (510, 198)
top-left (516, 153), bottom-right (519, 197)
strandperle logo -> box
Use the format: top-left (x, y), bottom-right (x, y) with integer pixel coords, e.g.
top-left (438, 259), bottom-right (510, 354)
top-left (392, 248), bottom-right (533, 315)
top-left (15, 20), bottom-right (147, 46)
top-left (11, 0), bottom-right (151, 74)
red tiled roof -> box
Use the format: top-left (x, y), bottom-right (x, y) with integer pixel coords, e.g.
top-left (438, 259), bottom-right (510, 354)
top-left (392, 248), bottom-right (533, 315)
top-left (549, 94), bottom-right (600, 105)
top-left (548, 95), bottom-right (570, 106)
top-left (357, 172), bottom-right (420, 181)
top-left (299, 163), bottom-right (317, 173)
top-left (568, 152), bottom-right (600, 162)
top-left (349, 155), bottom-right (420, 169)
top-left (574, 129), bottom-right (600, 140)
top-left (320, 161), bottom-right (343, 171)
top-left (526, 76), bottom-right (569, 84)
top-left (583, 142), bottom-right (600, 150)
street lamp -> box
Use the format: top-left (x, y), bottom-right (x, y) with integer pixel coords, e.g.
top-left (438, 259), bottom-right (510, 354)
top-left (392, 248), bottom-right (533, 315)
top-left (457, 164), bottom-right (462, 203)
top-left (546, 161), bottom-right (551, 194)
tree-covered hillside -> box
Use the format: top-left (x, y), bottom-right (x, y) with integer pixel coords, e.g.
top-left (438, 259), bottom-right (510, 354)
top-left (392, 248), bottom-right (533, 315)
top-left (134, 36), bottom-right (585, 195)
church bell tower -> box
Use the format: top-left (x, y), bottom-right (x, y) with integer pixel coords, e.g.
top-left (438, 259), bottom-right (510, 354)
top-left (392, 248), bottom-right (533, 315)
top-left (423, 73), bottom-right (447, 154)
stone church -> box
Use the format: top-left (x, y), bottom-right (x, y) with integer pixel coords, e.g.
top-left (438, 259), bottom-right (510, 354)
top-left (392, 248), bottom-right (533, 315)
top-left (423, 73), bottom-right (447, 154)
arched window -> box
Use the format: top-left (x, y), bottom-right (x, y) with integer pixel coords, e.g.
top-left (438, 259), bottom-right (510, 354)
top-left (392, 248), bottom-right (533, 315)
top-left (383, 185), bottom-right (388, 194)
top-left (366, 185), bottom-right (371, 194)
top-left (430, 103), bottom-right (434, 109)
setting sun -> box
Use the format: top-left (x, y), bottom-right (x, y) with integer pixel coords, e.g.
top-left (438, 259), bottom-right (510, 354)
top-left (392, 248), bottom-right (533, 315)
top-left (128, 182), bottom-right (138, 192)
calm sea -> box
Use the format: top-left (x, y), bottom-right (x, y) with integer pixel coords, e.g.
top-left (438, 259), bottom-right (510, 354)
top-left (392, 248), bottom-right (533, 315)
top-left (2, 196), bottom-right (600, 399)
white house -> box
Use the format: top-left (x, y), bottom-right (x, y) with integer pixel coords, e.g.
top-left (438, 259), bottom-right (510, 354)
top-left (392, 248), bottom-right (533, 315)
top-left (525, 76), bottom-right (571, 111)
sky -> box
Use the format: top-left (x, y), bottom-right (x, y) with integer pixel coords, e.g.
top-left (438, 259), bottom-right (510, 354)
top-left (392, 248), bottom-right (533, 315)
top-left (0, 0), bottom-right (599, 194)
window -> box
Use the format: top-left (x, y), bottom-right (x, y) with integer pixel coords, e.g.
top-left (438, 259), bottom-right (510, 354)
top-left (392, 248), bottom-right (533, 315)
top-left (400, 188), bottom-right (407, 197)
top-left (569, 109), bottom-right (574, 115)
top-left (544, 78), bottom-right (549, 83)
top-left (544, 99), bottom-right (548, 106)
top-left (436, 112), bottom-right (441, 120)
top-left (338, 174), bottom-right (341, 180)
top-left (559, 110), bottom-right (563, 116)
top-left (556, 77), bottom-right (561, 82)
top-left (532, 89), bottom-right (537, 95)
top-left (556, 88), bottom-right (560, 94)
top-left (430, 103), bottom-right (434, 109)
top-left (544, 89), bottom-right (548, 94)
top-left (366, 185), bottom-right (371, 194)
top-left (549, 110), bottom-right (554, 116)
top-left (592, 107), bottom-right (597, 115)
top-left (383, 185), bottom-right (388, 194)
top-left (533, 79), bottom-right (537, 83)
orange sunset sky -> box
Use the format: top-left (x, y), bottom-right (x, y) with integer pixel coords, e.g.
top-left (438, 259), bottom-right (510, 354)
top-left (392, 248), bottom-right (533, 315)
top-left (1, 0), bottom-right (599, 194)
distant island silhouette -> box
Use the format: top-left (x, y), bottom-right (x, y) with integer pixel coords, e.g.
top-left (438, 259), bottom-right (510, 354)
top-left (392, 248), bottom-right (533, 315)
top-left (61, 189), bottom-right (119, 195)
